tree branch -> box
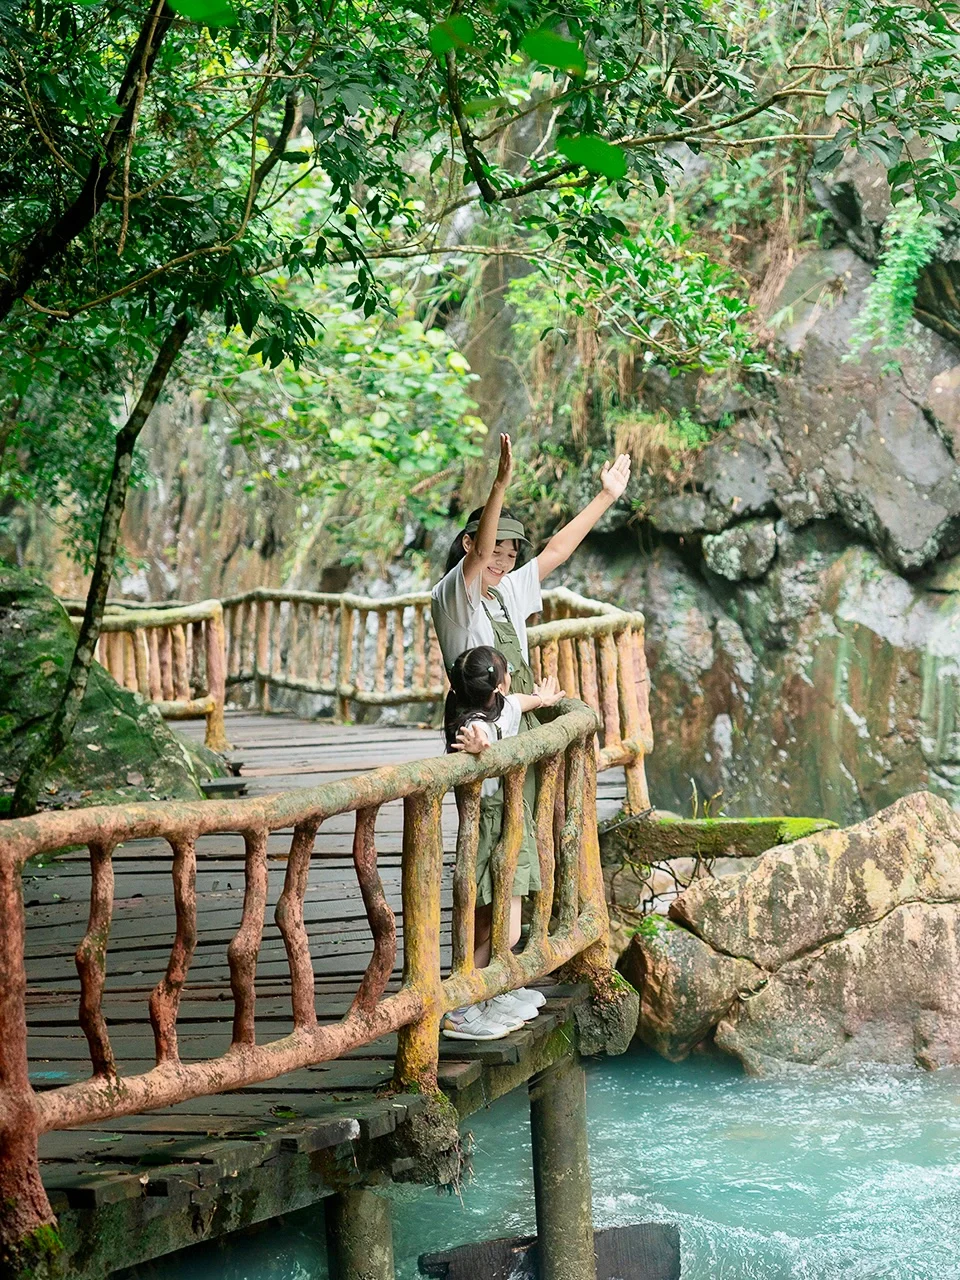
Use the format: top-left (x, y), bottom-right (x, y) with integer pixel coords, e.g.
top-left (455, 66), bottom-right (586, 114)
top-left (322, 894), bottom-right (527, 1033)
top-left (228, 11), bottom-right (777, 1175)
top-left (0, 0), bottom-right (176, 323)
top-left (443, 49), bottom-right (499, 203)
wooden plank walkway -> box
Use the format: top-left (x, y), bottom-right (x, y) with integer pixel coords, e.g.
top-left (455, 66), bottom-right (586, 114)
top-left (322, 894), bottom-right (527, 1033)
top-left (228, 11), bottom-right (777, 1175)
top-left (23, 711), bottom-right (627, 1277)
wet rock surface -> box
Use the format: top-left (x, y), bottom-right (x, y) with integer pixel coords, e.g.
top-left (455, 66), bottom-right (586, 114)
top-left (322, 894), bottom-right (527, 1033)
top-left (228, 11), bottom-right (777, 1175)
top-left (621, 792), bottom-right (960, 1073)
top-left (0, 566), bottom-right (213, 806)
top-left (567, 517), bottom-right (960, 825)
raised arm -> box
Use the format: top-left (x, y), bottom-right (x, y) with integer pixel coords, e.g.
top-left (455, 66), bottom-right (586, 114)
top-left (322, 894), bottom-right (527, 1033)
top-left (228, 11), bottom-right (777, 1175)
top-left (537, 454), bottom-right (631, 582)
top-left (461, 433), bottom-right (513, 590)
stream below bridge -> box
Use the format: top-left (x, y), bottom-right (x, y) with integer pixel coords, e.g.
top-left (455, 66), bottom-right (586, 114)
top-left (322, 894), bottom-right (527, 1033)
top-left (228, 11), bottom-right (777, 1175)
top-left (122, 1048), bottom-right (960, 1279)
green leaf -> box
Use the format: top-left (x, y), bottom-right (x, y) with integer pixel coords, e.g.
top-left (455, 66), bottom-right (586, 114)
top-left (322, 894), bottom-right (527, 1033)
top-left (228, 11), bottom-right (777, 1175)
top-left (520, 29), bottom-right (587, 77)
top-left (167, 0), bottom-right (237, 24)
top-left (825, 86), bottom-right (848, 115)
top-left (428, 15), bottom-right (475, 55)
top-left (557, 134), bottom-right (627, 179)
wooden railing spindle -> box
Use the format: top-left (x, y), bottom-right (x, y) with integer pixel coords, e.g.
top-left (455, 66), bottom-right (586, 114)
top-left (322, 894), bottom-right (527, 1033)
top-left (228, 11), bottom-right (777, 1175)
top-left (490, 768), bottom-right (525, 963)
top-left (452, 782), bottom-right (482, 974)
top-left (149, 836), bottom-right (198, 1065)
top-left (227, 829), bottom-right (270, 1048)
top-left (349, 806), bottom-right (398, 1016)
top-left (275, 821), bottom-right (320, 1032)
top-left (75, 841), bottom-right (117, 1080)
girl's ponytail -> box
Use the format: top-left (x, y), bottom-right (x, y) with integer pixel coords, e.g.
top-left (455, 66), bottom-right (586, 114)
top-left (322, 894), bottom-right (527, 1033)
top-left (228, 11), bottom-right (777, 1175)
top-left (443, 647), bottom-right (509, 750)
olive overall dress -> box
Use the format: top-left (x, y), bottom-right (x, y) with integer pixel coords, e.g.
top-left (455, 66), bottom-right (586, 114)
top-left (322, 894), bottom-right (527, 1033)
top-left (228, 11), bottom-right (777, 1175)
top-left (474, 588), bottom-right (541, 906)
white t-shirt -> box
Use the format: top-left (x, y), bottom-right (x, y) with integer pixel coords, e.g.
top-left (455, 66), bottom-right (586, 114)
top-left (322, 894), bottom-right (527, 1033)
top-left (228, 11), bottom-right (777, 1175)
top-left (467, 694), bottom-right (523, 797)
top-left (431, 556), bottom-right (542, 672)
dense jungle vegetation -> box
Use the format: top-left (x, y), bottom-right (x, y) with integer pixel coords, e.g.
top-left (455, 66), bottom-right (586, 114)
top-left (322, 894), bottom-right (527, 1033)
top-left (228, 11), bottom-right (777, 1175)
top-left (2, 0), bottom-right (959, 809)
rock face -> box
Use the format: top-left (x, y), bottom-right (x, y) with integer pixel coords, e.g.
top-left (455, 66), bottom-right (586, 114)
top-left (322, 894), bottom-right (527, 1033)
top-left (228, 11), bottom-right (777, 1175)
top-left (703, 519), bottom-right (777, 581)
top-left (621, 792), bottom-right (960, 1073)
top-left (567, 516), bottom-right (960, 826)
top-left (0, 566), bottom-right (214, 806)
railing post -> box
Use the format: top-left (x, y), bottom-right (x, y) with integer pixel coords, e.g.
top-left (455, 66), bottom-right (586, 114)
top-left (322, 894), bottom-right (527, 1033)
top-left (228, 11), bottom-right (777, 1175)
top-left (255, 598), bottom-right (271, 713)
top-left (0, 853), bottom-right (58, 1274)
top-left (336, 605), bottom-right (355, 723)
top-left (204, 605), bottom-right (230, 751)
top-left (394, 789), bottom-right (444, 1093)
top-left (616, 628), bottom-right (650, 813)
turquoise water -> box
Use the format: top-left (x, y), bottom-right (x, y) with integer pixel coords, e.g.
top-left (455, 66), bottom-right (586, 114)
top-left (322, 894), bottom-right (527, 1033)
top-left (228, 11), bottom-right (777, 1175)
top-left (127, 1050), bottom-right (960, 1279)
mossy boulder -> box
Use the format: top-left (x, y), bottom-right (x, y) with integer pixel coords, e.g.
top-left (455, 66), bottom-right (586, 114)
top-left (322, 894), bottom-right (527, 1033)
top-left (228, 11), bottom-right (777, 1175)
top-left (0, 566), bottom-right (219, 807)
top-left (623, 792), bottom-right (960, 1073)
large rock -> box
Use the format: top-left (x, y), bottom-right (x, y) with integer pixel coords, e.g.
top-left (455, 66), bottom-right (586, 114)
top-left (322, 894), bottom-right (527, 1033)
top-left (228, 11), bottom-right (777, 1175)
top-left (0, 566), bottom-right (214, 806)
top-left (623, 792), bottom-right (960, 1073)
top-left (618, 921), bottom-right (764, 1061)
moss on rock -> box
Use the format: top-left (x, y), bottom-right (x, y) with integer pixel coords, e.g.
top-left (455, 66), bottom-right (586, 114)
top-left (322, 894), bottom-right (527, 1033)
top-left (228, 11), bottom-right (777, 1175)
top-left (600, 813), bottom-right (836, 866)
top-left (0, 566), bottom-right (222, 808)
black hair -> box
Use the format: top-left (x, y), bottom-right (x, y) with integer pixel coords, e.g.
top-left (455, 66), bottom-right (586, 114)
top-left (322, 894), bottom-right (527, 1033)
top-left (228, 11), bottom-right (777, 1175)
top-left (444, 506), bottom-right (528, 575)
top-left (443, 646), bottom-right (509, 752)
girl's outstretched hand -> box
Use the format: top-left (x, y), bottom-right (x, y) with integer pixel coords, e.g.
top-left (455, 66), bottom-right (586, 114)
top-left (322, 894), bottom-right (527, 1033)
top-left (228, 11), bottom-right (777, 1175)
top-left (452, 722), bottom-right (490, 754)
top-left (494, 433), bottom-right (513, 488)
top-left (600, 453), bottom-right (631, 501)
top-left (534, 675), bottom-right (565, 708)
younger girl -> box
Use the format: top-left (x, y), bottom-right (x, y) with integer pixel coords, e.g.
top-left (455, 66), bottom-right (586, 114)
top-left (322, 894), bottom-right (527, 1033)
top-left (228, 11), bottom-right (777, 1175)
top-left (441, 645), bottom-right (564, 1041)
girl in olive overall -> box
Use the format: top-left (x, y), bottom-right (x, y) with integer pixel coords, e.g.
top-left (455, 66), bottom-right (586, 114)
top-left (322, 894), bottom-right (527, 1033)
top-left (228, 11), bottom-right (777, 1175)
top-left (430, 434), bottom-right (632, 1041)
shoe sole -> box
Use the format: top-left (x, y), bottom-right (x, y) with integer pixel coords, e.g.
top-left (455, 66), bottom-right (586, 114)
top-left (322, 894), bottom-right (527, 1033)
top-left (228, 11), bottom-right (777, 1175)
top-left (441, 1025), bottom-right (514, 1041)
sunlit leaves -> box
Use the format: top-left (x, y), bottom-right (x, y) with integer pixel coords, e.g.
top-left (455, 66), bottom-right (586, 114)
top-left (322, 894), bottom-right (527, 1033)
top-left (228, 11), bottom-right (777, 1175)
top-left (166, 0), bottom-right (236, 25)
top-left (519, 28), bottom-right (587, 76)
top-left (557, 135), bottom-right (627, 179)
top-left (428, 14), bottom-right (475, 54)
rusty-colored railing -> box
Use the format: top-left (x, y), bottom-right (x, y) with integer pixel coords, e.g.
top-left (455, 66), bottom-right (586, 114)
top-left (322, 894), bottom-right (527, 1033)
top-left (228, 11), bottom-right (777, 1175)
top-left (63, 599), bottom-right (229, 751)
top-left (529, 589), bottom-right (652, 814)
top-left (0, 700), bottom-right (605, 1256)
top-left (221, 588), bottom-right (447, 719)
top-left (222, 585), bottom-right (652, 811)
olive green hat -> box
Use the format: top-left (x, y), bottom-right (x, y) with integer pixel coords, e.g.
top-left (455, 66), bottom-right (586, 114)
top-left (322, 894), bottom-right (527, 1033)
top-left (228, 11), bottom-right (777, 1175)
top-left (462, 515), bottom-right (530, 545)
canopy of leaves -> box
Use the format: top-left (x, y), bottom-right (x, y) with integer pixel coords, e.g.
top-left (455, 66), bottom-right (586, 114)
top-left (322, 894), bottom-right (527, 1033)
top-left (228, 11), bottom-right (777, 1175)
top-left (4, 0), bottom-right (960, 564)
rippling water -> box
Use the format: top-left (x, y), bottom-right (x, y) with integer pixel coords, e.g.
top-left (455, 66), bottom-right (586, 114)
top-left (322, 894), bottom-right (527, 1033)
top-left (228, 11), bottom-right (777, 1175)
top-left (126, 1050), bottom-right (960, 1279)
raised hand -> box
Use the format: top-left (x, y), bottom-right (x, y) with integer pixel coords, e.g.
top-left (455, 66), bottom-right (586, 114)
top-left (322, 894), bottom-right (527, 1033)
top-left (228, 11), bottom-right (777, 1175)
top-left (494, 433), bottom-right (513, 489)
top-left (534, 675), bottom-right (565, 708)
top-left (452, 721), bottom-right (490, 754)
top-left (599, 453), bottom-right (631, 502)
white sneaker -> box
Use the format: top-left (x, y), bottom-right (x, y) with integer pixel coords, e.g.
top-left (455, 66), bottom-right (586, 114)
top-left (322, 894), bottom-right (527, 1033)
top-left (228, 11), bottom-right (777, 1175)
top-left (513, 987), bottom-right (547, 1008)
top-left (490, 991), bottom-right (541, 1022)
top-left (441, 1001), bottom-right (524, 1041)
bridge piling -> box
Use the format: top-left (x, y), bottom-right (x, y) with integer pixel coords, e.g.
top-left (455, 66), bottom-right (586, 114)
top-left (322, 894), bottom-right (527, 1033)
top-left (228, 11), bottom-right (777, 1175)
top-left (529, 1055), bottom-right (598, 1280)
top-left (325, 1187), bottom-right (396, 1280)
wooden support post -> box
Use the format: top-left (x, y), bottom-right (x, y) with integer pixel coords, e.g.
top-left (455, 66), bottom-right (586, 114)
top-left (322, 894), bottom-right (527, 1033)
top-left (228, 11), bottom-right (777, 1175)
top-left (529, 1056), bottom-right (597, 1280)
top-left (325, 1188), bottom-right (395, 1280)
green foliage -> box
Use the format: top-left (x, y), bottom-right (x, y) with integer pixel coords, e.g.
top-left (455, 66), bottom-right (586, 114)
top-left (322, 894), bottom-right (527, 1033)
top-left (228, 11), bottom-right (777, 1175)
top-left (201, 273), bottom-right (485, 571)
top-left (4, 0), bottom-right (960, 575)
top-left (847, 199), bottom-right (944, 357)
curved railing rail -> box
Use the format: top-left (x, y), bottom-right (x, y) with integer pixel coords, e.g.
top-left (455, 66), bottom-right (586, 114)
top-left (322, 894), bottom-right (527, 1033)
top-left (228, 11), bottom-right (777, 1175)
top-left (221, 585), bottom-right (652, 811)
top-left (62, 599), bottom-right (229, 751)
top-left (0, 700), bottom-right (605, 1254)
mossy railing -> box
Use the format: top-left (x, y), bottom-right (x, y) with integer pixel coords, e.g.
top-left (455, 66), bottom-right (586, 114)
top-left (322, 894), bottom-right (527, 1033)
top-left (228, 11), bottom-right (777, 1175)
top-left (0, 699), bottom-right (610, 1269)
top-left (62, 598), bottom-right (229, 751)
top-left (221, 585), bottom-right (652, 812)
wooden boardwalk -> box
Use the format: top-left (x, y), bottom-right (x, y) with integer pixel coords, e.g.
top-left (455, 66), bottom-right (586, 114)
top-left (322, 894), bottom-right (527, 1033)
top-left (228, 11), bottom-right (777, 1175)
top-left (24, 711), bottom-right (627, 1277)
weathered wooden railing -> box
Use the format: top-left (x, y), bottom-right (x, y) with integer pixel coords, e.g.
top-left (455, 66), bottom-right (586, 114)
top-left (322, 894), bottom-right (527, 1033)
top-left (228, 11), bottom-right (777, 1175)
top-left (222, 585), bottom-right (652, 811)
top-left (63, 599), bottom-right (229, 751)
top-left (0, 700), bottom-right (607, 1261)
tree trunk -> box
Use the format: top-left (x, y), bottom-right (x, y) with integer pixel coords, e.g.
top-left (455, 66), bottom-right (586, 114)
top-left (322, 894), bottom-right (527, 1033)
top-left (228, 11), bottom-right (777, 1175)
top-left (11, 315), bottom-right (192, 817)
